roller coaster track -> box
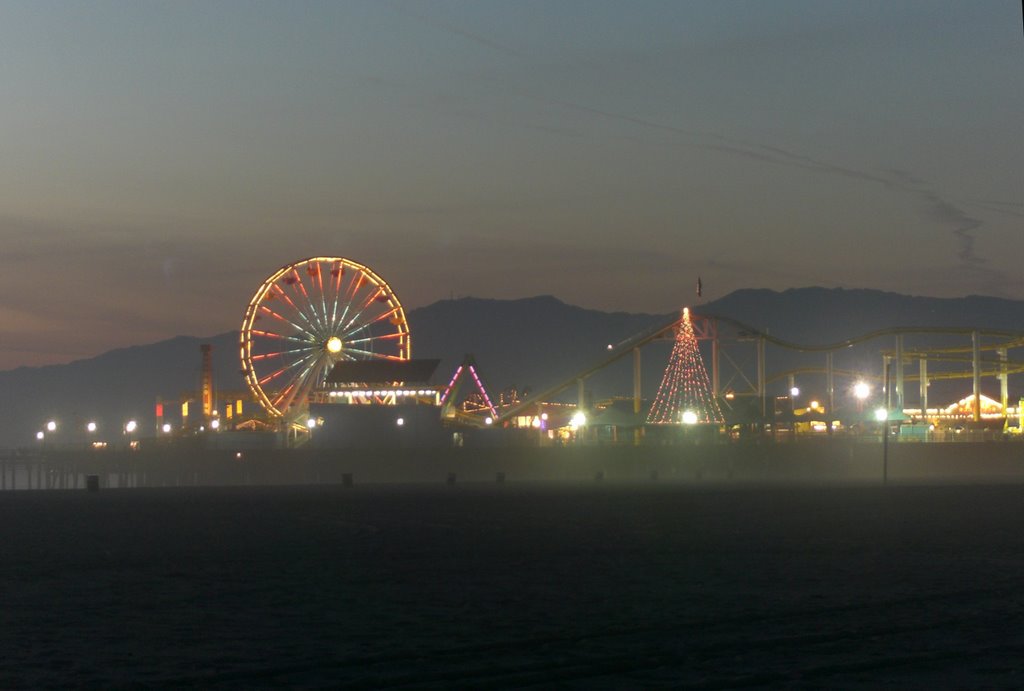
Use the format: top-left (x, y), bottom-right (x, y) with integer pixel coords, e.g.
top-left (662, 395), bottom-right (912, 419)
top-left (496, 311), bottom-right (1024, 422)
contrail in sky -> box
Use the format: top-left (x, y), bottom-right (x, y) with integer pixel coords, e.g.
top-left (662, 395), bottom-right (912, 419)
top-left (391, 4), bottom-right (1014, 291)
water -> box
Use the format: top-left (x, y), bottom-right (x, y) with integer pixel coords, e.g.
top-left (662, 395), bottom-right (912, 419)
top-left (2, 483), bottom-right (1023, 687)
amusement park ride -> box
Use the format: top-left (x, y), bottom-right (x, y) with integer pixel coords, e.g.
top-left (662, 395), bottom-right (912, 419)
top-left (177, 254), bottom-right (1024, 447)
top-left (234, 256), bottom-right (519, 446)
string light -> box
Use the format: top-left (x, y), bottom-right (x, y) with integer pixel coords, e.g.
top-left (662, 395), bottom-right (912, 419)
top-left (647, 307), bottom-right (724, 425)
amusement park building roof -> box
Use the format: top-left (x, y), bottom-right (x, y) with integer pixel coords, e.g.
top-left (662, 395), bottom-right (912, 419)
top-left (325, 359), bottom-right (441, 385)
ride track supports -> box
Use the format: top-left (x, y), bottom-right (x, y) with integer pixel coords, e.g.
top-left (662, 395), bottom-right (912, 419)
top-left (633, 347), bottom-right (642, 445)
top-left (973, 331), bottom-right (982, 423)
top-left (920, 357), bottom-right (929, 413)
top-left (826, 352), bottom-right (834, 431)
top-left (999, 348), bottom-right (1009, 422)
top-left (895, 334), bottom-right (905, 413)
top-left (712, 329), bottom-right (720, 399)
top-left (757, 336), bottom-right (766, 420)
top-left (883, 356), bottom-right (891, 410)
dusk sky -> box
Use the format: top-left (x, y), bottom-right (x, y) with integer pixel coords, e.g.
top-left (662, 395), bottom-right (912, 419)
top-left (1, 1), bottom-right (1021, 369)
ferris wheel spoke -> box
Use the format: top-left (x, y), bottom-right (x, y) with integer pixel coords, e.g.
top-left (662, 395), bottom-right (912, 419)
top-left (257, 348), bottom-right (320, 386)
top-left (270, 383), bottom-right (295, 409)
top-left (270, 285), bottom-right (321, 335)
top-left (249, 329), bottom-right (311, 346)
top-left (340, 305), bottom-right (402, 341)
top-left (313, 262), bottom-right (331, 333)
top-left (276, 354), bottom-right (329, 413)
top-left (337, 288), bottom-right (387, 338)
top-left (329, 262), bottom-right (345, 329)
top-left (343, 346), bottom-right (405, 361)
top-left (331, 270), bottom-right (367, 333)
top-left (259, 305), bottom-right (317, 340)
top-left (305, 262), bottom-right (329, 335)
top-left (250, 343), bottom-right (317, 362)
top-left (344, 332), bottom-right (405, 346)
top-left (291, 268), bottom-right (328, 334)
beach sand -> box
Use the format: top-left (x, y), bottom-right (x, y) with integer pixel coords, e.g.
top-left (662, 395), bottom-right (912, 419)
top-left (2, 482), bottom-right (1023, 688)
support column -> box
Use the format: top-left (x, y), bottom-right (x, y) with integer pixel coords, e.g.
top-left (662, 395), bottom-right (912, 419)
top-left (712, 328), bottom-right (720, 398)
top-left (919, 357), bottom-right (928, 414)
top-left (633, 347), bottom-right (643, 445)
top-left (972, 331), bottom-right (981, 423)
top-left (883, 355), bottom-right (892, 409)
top-left (895, 334), bottom-right (904, 413)
top-left (826, 352), bottom-right (834, 432)
top-left (632, 348), bottom-right (642, 414)
top-left (1000, 347), bottom-right (1009, 423)
top-left (757, 336), bottom-right (766, 420)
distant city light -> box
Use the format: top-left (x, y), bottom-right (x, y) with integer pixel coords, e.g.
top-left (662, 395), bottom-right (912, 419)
top-left (681, 410), bottom-right (698, 425)
top-left (484, 416), bottom-right (493, 426)
top-left (46, 420), bottom-right (57, 432)
top-left (874, 407), bottom-right (888, 422)
top-left (86, 421), bottom-right (97, 433)
top-left (790, 387), bottom-right (800, 398)
top-left (125, 420), bottom-right (137, 433)
top-left (570, 411), bottom-right (586, 429)
top-left (326, 336), bottom-right (343, 354)
top-left (36, 431), bottom-right (44, 441)
top-left (306, 418), bottom-right (317, 429)
top-left (854, 382), bottom-right (870, 400)
top-left (210, 419), bottom-right (220, 430)
top-left (809, 401), bottom-right (820, 411)
top-left (162, 423), bottom-right (172, 434)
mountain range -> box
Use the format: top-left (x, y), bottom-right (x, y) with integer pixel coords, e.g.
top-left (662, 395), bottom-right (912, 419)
top-left (3, 287), bottom-right (1023, 448)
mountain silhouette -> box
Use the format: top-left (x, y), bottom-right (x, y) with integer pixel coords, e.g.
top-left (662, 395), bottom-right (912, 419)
top-left (2, 288), bottom-right (1022, 447)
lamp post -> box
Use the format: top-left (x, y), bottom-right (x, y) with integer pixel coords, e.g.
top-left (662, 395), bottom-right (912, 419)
top-left (125, 420), bottom-right (137, 450)
top-left (880, 362), bottom-right (891, 484)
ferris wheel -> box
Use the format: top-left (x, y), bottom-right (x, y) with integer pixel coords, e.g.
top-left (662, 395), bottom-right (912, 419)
top-left (240, 257), bottom-right (411, 418)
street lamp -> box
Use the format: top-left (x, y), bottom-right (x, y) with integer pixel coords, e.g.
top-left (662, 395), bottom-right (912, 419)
top-left (125, 420), bottom-right (137, 434)
top-left (36, 431), bottom-right (44, 441)
top-left (86, 421), bottom-right (97, 433)
top-left (46, 420), bottom-right (57, 433)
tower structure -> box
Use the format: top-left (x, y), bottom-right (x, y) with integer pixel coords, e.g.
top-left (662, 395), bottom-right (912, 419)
top-left (647, 308), bottom-right (724, 424)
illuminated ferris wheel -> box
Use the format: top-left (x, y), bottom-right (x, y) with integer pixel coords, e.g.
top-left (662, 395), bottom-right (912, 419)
top-left (240, 257), bottom-right (410, 418)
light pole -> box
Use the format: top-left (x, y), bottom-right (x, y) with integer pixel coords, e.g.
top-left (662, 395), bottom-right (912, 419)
top-left (125, 420), bottom-right (137, 450)
top-left (883, 362), bottom-right (891, 484)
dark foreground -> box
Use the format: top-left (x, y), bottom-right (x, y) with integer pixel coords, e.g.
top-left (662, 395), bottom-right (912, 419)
top-left (2, 482), bottom-right (1024, 688)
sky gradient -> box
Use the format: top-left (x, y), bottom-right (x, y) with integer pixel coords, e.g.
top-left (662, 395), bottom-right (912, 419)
top-left (1, 1), bottom-right (1022, 369)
